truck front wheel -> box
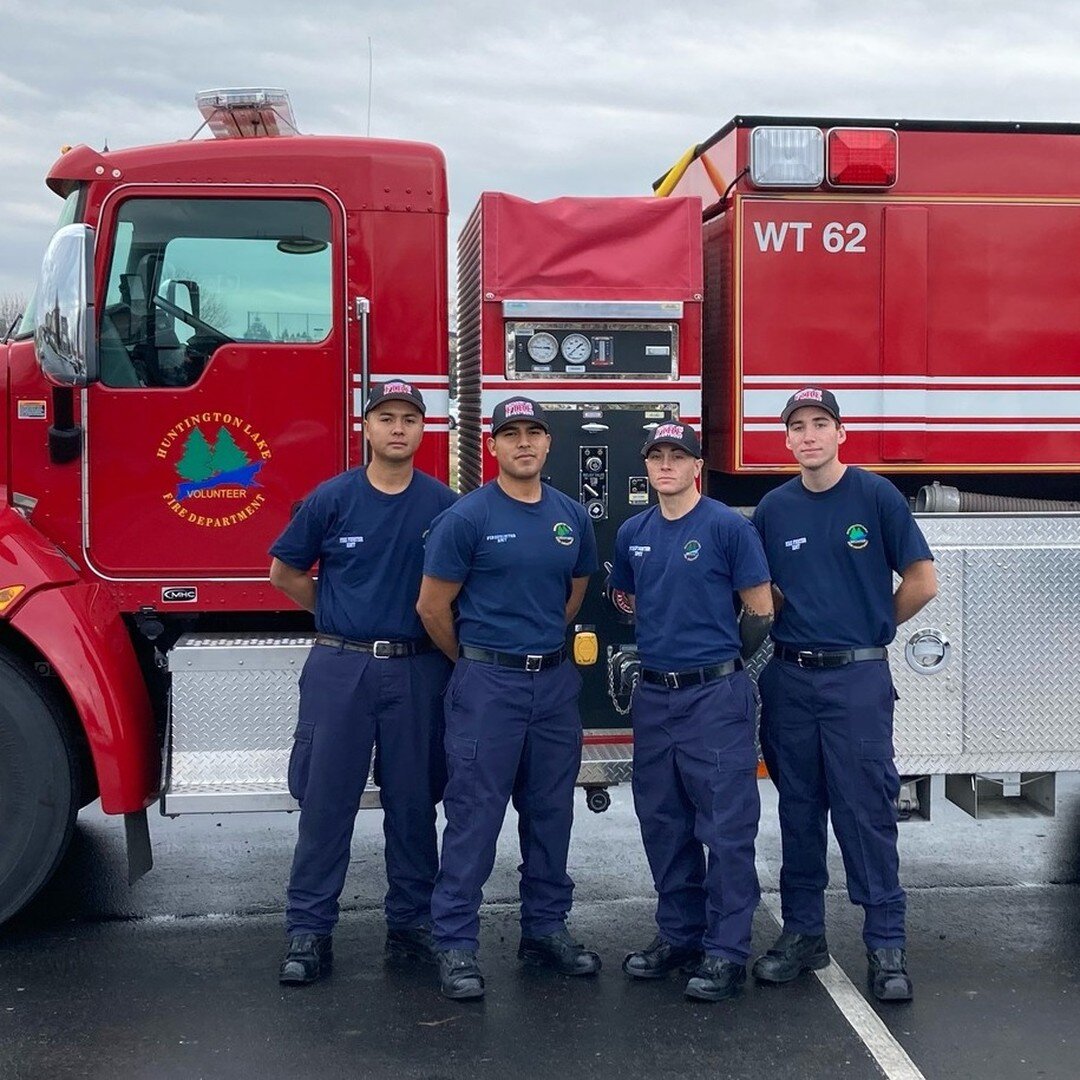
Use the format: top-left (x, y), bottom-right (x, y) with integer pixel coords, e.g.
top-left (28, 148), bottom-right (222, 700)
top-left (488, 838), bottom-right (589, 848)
top-left (0, 653), bottom-right (80, 925)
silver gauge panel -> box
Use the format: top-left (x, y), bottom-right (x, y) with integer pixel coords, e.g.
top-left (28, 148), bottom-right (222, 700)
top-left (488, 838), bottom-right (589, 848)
top-left (505, 321), bottom-right (679, 379)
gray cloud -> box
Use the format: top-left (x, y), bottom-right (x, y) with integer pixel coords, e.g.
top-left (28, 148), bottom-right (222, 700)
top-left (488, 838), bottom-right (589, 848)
top-left (3, 0), bottom-right (1080, 299)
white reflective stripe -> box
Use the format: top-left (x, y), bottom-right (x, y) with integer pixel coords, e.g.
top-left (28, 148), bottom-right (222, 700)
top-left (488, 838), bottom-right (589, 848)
top-left (354, 421), bottom-right (450, 432)
top-left (353, 389), bottom-right (450, 416)
top-left (747, 421), bottom-right (1080, 432)
top-left (745, 387), bottom-right (1080, 419)
top-left (352, 373), bottom-right (450, 384)
top-left (746, 374), bottom-right (1080, 387)
top-left (481, 388), bottom-right (701, 413)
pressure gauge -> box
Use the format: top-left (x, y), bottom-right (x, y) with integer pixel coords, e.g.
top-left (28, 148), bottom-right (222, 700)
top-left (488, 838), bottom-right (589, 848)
top-left (526, 332), bottom-right (559, 364)
top-left (560, 333), bottom-right (592, 363)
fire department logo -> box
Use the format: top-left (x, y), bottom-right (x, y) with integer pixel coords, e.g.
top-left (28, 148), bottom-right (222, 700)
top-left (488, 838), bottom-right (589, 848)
top-left (846, 523), bottom-right (870, 550)
top-left (504, 400), bottom-right (535, 418)
top-left (553, 522), bottom-right (575, 546)
top-left (157, 412), bottom-right (271, 528)
top-left (793, 388), bottom-right (824, 403)
top-left (683, 540), bottom-right (702, 562)
top-left (653, 423), bottom-right (685, 440)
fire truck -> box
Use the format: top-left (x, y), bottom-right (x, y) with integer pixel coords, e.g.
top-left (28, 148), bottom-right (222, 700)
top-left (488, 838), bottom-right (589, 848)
top-left (3, 91), bottom-right (1080, 925)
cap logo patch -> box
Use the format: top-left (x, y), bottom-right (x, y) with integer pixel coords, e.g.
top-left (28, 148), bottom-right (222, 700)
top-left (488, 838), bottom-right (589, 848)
top-left (846, 523), bottom-right (869, 550)
top-left (653, 423), bottom-right (684, 439)
top-left (553, 522), bottom-right (575, 546)
top-left (383, 381), bottom-right (414, 394)
top-left (793, 388), bottom-right (823, 403)
top-left (683, 539), bottom-right (701, 562)
top-left (504, 400), bottom-right (535, 418)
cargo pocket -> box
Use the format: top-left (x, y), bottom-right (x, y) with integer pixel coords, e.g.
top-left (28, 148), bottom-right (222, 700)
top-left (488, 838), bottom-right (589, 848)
top-left (712, 748), bottom-right (760, 832)
top-left (443, 733), bottom-right (478, 824)
top-left (287, 723), bottom-right (315, 804)
top-left (860, 738), bottom-right (901, 825)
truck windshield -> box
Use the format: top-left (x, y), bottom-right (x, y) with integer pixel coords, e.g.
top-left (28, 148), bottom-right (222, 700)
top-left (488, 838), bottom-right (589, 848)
top-left (15, 186), bottom-right (85, 338)
top-left (99, 197), bottom-right (333, 388)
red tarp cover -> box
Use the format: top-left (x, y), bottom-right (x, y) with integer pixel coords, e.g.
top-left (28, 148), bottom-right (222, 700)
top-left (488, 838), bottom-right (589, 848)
top-left (481, 192), bottom-right (702, 299)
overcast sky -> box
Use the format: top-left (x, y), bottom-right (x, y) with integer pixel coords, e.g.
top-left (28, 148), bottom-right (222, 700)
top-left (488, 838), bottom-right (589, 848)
top-left (3, 0), bottom-right (1080, 302)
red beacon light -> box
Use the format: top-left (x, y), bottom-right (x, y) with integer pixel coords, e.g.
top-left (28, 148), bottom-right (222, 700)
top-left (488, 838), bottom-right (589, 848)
top-left (827, 127), bottom-right (898, 187)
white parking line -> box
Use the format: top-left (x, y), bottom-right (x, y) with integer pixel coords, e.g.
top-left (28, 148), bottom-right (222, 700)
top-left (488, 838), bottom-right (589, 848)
top-left (759, 893), bottom-right (926, 1080)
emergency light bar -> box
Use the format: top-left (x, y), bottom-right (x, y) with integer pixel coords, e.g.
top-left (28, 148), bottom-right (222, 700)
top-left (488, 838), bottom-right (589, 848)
top-left (195, 88), bottom-right (299, 139)
top-left (749, 126), bottom-right (824, 187)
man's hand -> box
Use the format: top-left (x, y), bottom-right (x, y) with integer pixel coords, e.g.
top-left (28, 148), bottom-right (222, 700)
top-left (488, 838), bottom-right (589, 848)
top-left (894, 559), bottom-right (938, 624)
top-left (269, 558), bottom-right (316, 614)
top-left (417, 575), bottom-right (464, 661)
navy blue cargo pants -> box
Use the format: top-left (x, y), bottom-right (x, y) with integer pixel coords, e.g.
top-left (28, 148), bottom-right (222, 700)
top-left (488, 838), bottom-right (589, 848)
top-left (631, 669), bottom-right (761, 963)
top-left (430, 658), bottom-right (583, 953)
top-left (758, 656), bottom-right (906, 949)
top-left (285, 643), bottom-right (451, 936)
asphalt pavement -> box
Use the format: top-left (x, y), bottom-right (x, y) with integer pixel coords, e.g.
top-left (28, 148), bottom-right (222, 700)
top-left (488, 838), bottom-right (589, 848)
top-left (1, 780), bottom-right (1079, 1080)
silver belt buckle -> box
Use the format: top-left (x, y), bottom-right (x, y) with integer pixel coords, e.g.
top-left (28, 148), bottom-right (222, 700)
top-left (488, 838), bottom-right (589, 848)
top-left (372, 640), bottom-right (393, 659)
top-left (797, 650), bottom-right (815, 668)
top-left (525, 654), bottom-right (543, 672)
top-left (663, 671), bottom-right (680, 689)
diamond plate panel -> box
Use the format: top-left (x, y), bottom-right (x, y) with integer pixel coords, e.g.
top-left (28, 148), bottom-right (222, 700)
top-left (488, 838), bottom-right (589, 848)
top-left (889, 547), bottom-right (963, 758)
top-left (892, 514), bottom-right (1080, 773)
top-left (167, 633), bottom-right (634, 807)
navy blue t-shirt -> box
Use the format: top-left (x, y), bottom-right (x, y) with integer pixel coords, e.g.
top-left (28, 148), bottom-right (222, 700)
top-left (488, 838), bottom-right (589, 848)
top-left (610, 497), bottom-right (771, 670)
top-left (269, 467), bottom-right (457, 640)
top-left (423, 480), bottom-right (598, 654)
top-left (752, 467), bottom-right (933, 649)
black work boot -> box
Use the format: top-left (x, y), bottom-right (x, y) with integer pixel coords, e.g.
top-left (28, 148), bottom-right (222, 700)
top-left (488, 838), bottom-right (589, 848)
top-left (685, 956), bottom-right (747, 1002)
top-left (437, 949), bottom-right (485, 1000)
top-left (622, 935), bottom-right (703, 980)
top-left (751, 932), bottom-right (830, 984)
top-left (867, 947), bottom-right (913, 1002)
top-left (386, 925), bottom-right (437, 964)
top-left (278, 933), bottom-right (333, 985)
top-left (518, 926), bottom-right (602, 976)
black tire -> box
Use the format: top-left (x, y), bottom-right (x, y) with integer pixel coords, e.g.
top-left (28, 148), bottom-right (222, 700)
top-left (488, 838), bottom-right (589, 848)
top-left (0, 652), bottom-right (80, 926)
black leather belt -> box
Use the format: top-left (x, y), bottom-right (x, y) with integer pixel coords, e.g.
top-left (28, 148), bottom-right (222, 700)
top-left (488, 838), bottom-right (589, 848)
top-left (314, 633), bottom-right (433, 658)
top-left (459, 645), bottom-right (567, 672)
top-left (774, 645), bottom-right (888, 668)
top-left (641, 659), bottom-right (741, 689)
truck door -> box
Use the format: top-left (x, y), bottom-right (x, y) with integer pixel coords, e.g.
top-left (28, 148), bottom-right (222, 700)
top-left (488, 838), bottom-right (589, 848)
top-left (85, 191), bottom-right (346, 578)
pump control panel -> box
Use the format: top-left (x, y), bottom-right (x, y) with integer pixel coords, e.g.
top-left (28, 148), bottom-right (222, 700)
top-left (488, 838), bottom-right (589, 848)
top-left (506, 322), bottom-right (678, 378)
top-left (580, 446), bottom-right (608, 520)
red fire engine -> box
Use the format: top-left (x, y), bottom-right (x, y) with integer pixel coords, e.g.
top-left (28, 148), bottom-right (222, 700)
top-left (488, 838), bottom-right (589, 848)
top-left (3, 93), bottom-right (1079, 925)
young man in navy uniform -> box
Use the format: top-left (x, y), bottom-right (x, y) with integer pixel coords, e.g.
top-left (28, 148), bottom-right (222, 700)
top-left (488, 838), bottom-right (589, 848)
top-left (269, 381), bottom-right (457, 985)
top-left (610, 422), bottom-right (774, 1001)
top-left (751, 387), bottom-right (937, 1002)
top-left (417, 396), bottom-right (600, 1001)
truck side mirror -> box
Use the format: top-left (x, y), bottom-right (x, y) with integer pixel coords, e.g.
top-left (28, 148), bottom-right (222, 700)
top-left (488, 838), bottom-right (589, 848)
top-left (33, 223), bottom-right (100, 387)
top-left (160, 278), bottom-right (201, 321)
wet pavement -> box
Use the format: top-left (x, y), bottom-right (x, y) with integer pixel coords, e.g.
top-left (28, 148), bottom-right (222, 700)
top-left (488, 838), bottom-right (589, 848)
top-left (1, 781), bottom-right (1079, 1080)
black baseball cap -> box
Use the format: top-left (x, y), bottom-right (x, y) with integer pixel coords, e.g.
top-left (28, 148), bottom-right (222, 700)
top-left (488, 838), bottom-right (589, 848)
top-left (364, 380), bottom-right (427, 416)
top-left (491, 396), bottom-right (550, 435)
top-left (781, 387), bottom-right (842, 425)
top-left (641, 421), bottom-right (702, 458)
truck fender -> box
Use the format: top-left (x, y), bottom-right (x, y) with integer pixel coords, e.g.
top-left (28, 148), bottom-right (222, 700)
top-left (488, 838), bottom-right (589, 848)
top-left (9, 581), bottom-right (158, 814)
top-left (0, 507), bottom-right (80, 604)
